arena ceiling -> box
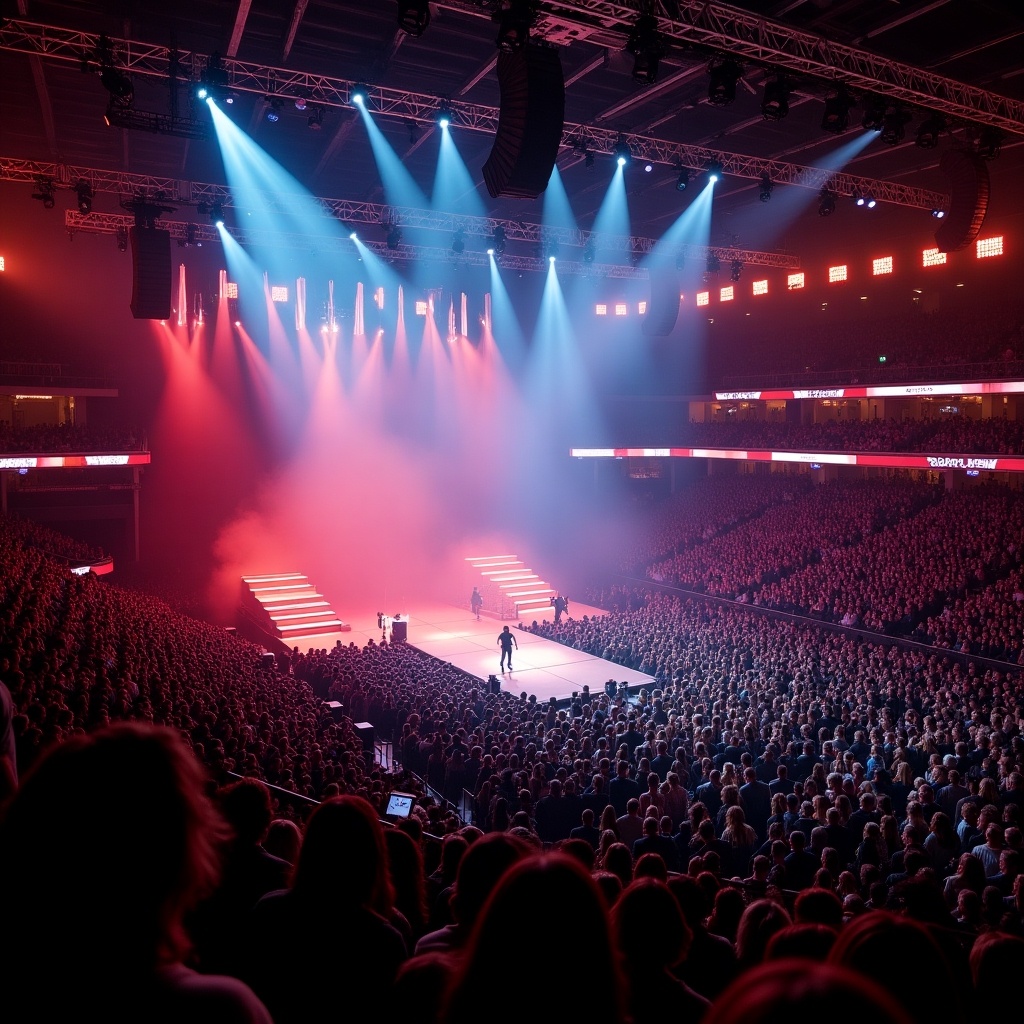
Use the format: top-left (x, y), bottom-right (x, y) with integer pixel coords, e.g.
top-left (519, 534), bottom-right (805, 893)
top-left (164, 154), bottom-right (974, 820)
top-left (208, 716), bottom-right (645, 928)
top-left (2, 0), bottom-right (1023, 253)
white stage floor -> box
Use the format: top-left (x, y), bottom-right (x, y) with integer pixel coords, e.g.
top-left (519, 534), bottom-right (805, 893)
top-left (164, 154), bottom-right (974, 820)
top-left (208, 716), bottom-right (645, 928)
top-left (286, 602), bottom-right (654, 703)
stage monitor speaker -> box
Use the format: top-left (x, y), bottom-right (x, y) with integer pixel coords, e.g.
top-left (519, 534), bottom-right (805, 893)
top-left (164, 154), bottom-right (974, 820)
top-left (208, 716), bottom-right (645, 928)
top-left (129, 226), bottom-right (172, 320)
top-left (391, 620), bottom-right (408, 642)
top-left (353, 721), bottom-right (375, 753)
top-left (934, 149), bottom-right (990, 253)
top-left (643, 266), bottom-right (681, 337)
top-left (488, 674), bottom-right (501, 695)
top-left (483, 45), bottom-right (564, 200)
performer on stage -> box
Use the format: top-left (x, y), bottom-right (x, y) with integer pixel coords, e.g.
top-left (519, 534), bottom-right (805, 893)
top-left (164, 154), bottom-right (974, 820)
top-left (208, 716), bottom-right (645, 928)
top-left (471, 587), bottom-right (483, 620)
top-left (551, 593), bottom-right (568, 625)
top-left (497, 625), bottom-right (518, 672)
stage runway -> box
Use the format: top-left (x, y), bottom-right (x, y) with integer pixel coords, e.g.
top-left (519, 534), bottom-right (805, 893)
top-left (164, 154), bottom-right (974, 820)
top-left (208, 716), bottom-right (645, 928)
top-left (287, 602), bottom-right (654, 703)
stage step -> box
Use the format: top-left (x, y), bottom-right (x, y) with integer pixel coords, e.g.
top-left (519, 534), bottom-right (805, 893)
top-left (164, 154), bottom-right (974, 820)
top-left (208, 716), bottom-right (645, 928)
top-left (239, 572), bottom-right (350, 647)
top-left (464, 553), bottom-right (566, 622)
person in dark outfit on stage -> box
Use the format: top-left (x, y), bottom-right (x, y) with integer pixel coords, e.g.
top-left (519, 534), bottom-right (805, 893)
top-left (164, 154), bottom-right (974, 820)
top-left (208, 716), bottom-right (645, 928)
top-left (497, 626), bottom-right (518, 672)
top-left (471, 587), bottom-right (483, 620)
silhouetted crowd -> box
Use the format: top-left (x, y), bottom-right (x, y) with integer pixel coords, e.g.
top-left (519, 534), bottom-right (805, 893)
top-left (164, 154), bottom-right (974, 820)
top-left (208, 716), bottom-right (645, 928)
top-left (0, 421), bottom-right (143, 453)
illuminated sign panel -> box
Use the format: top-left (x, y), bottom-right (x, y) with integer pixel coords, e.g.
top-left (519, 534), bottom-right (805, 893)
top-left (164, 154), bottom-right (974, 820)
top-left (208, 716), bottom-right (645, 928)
top-left (696, 291), bottom-right (710, 307)
top-left (828, 265), bottom-right (848, 283)
top-left (872, 257), bottom-right (893, 276)
top-left (922, 248), bottom-right (947, 267)
top-left (720, 286), bottom-right (734, 302)
top-left (752, 279), bottom-right (768, 295)
top-left (976, 236), bottom-right (1004, 259)
top-left (787, 273), bottom-right (805, 290)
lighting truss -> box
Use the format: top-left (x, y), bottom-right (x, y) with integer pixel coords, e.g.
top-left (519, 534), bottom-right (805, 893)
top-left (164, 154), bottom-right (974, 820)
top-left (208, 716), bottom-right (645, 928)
top-left (64, 210), bottom-right (800, 276)
top-left (0, 20), bottom-right (949, 210)
top-left (437, 1), bottom-right (1024, 135)
top-left (14, 158), bottom-right (799, 268)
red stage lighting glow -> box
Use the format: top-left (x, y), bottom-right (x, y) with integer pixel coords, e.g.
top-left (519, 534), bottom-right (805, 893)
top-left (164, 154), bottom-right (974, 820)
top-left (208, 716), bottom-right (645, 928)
top-left (828, 265), bottom-right (848, 283)
top-left (872, 256), bottom-right (893, 276)
top-left (696, 291), bottom-right (710, 307)
top-left (787, 273), bottom-right (805, 290)
top-left (753, 279), bottom-right (768, 295)
top-left (976, 236), bottom-right (1004, 258)
top-left (922, 248), bottom-right (947, 267)
top-left (720, 286), bottom-right (734, 302)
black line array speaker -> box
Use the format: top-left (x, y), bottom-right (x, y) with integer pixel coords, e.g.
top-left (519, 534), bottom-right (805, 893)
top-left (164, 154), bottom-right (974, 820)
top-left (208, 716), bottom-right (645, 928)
top-left (934, 149), bottom-right (990, 253)
top-left (129, 226), bottom-right (172, 320)
top-left (642, 266), bottom-right (682, 338)
top-left (483, 45), bottom-right (565, 200)
top-left (391, 619), bottom-right (408, 642)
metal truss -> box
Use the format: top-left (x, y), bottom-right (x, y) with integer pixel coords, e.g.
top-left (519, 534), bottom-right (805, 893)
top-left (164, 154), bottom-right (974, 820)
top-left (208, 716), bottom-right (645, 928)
top-left (535, 1), bottom-right (1024, 134)
top-left (64, 209), bottom-right (797, 278)
top-left (10, 158), bottom-right (799, 268)
top-left (0, 20), bottom-right (947, 209)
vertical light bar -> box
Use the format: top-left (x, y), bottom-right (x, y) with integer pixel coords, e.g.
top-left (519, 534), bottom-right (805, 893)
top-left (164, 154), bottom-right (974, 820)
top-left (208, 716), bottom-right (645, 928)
top-left (295, 276), bottom-right (306, 330)
top-left (354, 281), bottom-right (365, 336)
top-left (461, 291), bottom-right (468, 337)
top-left (177, 264), bottom-right (187, 327)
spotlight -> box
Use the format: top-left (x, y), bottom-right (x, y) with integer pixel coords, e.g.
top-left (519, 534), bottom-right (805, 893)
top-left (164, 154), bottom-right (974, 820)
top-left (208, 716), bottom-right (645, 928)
top-left (397, 0), bottom-right (431, 37)
top-left (386, 224), bottom-right (403, 250)
top-left (706, 160), bottom-right (724, 183)
top-left (209, 201), bottom-right (225, 227)
top-left (492, 225), bottom-right (507, 255)
top-left (761, 76), bottom-right (791, 121)
top-left (626, 14), bottom-right (665, 86)
top-left (294, 95), bottom-right (308, 111)
top-left (436, 100), bottom-right (453, 128)
top-left (115, 226), bottom-right (128, 252)
top-left (75, 180), bottom-right (94, 215)
top-left (350, 83), bottom-right (369, 107)
top-left (931, 208), bottom-right (946, 219)
top-left (100, 65), bottom-right (133, 103)
top-left (487, 248), bottom-right (495, 256)
top-left (548, 254), bottom-right (556, 264)
top-left (758, 172), bottom-right (773, 203)
top-left (675, 168), bottom-right (690, 191)
top-left (452, 229), bottom-right (466, 255)
top-left (706, 253), bottom-right (720, 275)
top-left (819, 189), bottom-right (836, 217)
top-left (730, 260), bottom-right (742, 283)
top-left (197, 52), bottom-right (228, 103)
top-left (866, 197), bottom-right (877, 209)
top-left (880, 108), bottom-right (911, 146)
top-left (31, 179), bottom-right (56, 209)
top-left (613, 137), bottom-right (633, 167)
top-left (494, 0), bottom-right (534, 52)
top-left (707, 59), bottom-right (742, 106)
top-left (821, 87), bottom-right (854, 134)
top-left (861, 96), bottom-right (887, 131)
top-left (975, 126), bottom-right (1003, 160)
top-left (265, 97), bottom-right (283, 123)
top-left (349, 231), bottom-right (358, 241)
top-left (643, 163), bottom-right (653, 173)
top-left (916, 114), bottom-right (946, 149)
top-left (582, 239), bottom-right (596, 264)
top-left (307, 105), bottom-right (324, 130)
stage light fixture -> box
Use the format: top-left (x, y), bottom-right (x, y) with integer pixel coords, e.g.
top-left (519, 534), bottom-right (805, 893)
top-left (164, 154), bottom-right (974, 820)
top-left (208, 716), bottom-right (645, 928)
top-left (613, 137), bottom-right (633, 167)
top-left (916, 114), bottom-right (945, 149)
top-left (880, 108), bottom-right (911, 146)
top-left (196, 53), bottom-right (229, 103)
top-left (492, 226), bottom-right (507, 255)
top-left (626, 14), bottom-right (666, 85)
top-left (707, 59), bottom-right (742, 106)
top-left (294, 95), bottom-right (308, 111)
top-left (759, 172), bottom-right (773, 203)
top-left (861, 96), bottom-right (887, 131)
top-left (675, 168), bottom-right (690, 191)
top-left (821, 87), bottom-right (854, 134)
top-left (436, 100), bottom-right (453, 128)
top-left (494, 0), bottom-right (534, 52)
top-left (932, 208), bottom-right (946, 219)
top-left (265, 97), bottom-right (283, 123)
top-left (350, 84), bottom-right (369, 107)
top-left (386, 224), bottom-right (403, 250)
top-left (975, 126), bottom-right (1003, 159)
top-left (115, 226), bottom-right (128, 252)
top-left (397, 0), bottom-right (431, 37)
top-left (730, 259), bottom-right (742, 282)
top-left (209, 201), bottom-right (225, 227)
top-left (349, 230), bottom-right (358, 241)
top-left (452, 229), bottom-right (466, 255)
top-left (761, 76), bottom-right (791, 120)
top-left (31, 179), bottom-right (56, 210)
top-left (585, 150), bottom-right (595, 169)
top-left (307, 105), bottom-right (324, 130)
top-left (706, 160), bottom-right (724, 183)
top-left (819, 189), bottom-right (836, 217)
top-left (75, 180), bottom-right (94, 215)
top-left (706, 253), bottom-right (720, 275)
top-left (582, 239), bottom-right (596, 264)
top-left (100, 65), bottom-right (133, 103)
top-left (487, 248), bottom-right (495, 256)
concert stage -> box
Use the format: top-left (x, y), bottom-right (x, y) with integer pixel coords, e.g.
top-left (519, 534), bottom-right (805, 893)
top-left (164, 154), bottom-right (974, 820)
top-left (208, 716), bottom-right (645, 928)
top-left (287, 602), bottom-right (654, 704)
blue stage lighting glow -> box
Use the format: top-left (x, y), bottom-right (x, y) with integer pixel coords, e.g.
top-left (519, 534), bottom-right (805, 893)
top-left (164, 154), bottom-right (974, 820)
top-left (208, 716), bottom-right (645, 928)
top-left (349, 231), bottom-right (358, 240)
top-left (487, 248), bottom-right (495, 255)
top-left (549, 255), bottom-right (556, 263)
